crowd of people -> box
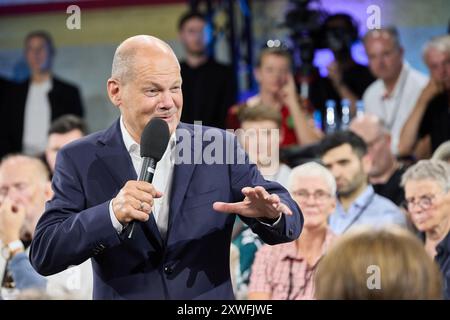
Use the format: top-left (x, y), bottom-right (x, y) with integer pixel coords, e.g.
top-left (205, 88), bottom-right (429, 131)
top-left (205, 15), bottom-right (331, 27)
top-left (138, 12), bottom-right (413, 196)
top-left (0, 8), bottom-right (449, 300)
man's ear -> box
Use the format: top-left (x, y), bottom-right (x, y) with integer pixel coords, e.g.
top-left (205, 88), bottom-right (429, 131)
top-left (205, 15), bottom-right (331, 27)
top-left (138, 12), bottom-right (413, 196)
top-left (107, 78), bottom-right (122, 108)
top-left (362, 153), bottom-right (373, 175)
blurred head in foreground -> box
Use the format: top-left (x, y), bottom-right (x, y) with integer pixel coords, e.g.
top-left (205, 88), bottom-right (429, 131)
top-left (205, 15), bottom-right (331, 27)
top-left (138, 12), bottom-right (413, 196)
top-left (315, 227), bottom-right (443, 299)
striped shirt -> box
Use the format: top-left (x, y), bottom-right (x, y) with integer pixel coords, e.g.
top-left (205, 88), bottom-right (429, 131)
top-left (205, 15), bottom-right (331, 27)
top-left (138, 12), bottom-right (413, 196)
top-left (248, 228), bottom-right (336, 300)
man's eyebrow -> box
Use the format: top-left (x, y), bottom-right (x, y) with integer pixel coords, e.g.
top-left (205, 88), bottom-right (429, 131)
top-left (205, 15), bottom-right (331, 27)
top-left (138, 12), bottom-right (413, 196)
top-left (141, 80), bottom-right (182, 87)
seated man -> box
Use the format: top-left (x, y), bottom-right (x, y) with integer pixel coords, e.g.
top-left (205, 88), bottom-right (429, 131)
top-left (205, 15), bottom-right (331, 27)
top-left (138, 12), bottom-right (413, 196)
top-left (318, 131), bottom-right (406, 234)
top-left (0, 155), bottom-right (92, 299)
top-left (399, 35), bottom-right (450, 159)
top-left (350, 114), bottom-right (407, 206)
top-left (45, 114), bottom-right (87, 173)
top-left (362, 27), bottom-right (428, 155)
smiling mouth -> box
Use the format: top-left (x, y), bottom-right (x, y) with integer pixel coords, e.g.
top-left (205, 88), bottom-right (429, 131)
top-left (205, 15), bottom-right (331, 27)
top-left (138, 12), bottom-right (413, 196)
top-left (157, 114), bottom-right (174, 121)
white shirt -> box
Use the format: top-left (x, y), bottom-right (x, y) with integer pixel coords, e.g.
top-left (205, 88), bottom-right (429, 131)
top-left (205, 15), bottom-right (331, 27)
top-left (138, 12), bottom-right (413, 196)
top-left (363, 62), bottom-right (428, 154)
top-left (262, 163), bottom-right (292, 189)
top-left (109, 117), bottom-right (176, 237)
top-left (22, 79), bottom-right (52, 155)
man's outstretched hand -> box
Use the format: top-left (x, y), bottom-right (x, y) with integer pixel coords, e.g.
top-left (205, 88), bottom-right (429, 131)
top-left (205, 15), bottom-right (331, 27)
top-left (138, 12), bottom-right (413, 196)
top-left (213, 186), bottom-right (293, 219)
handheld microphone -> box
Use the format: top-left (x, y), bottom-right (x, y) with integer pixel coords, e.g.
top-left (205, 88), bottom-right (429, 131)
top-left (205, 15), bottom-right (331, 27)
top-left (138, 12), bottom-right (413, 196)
top-left (128, 117), bottom-right (170, 238)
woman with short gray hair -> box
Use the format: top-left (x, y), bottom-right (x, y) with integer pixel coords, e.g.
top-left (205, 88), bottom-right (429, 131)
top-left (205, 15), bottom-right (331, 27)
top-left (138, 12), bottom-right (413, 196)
top-left (401, 159), bottom-right (450, 299)
top-left (248, 162), bottom-right (337, 300)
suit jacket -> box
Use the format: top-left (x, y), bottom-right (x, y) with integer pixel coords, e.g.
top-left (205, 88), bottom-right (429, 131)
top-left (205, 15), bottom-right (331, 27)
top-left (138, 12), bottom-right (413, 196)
top-left (29, 120), bottom-right (303, 300)
top-left (0, 76), bottom-right (84, 158)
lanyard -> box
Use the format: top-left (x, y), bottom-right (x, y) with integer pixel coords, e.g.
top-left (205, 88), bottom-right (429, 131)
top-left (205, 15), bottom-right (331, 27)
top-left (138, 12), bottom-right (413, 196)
top-left (340, 192), bottom-right (376, 234)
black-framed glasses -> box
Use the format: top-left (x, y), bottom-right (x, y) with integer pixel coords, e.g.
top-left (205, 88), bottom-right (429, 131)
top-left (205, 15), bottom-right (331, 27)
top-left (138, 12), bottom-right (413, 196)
top-left (403, 194), bottom-right (437, 211)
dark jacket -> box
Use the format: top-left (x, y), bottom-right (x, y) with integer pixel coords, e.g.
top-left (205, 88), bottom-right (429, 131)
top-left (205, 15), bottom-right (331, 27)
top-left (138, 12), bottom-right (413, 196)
top-left (30, 121), bottom-right (303, 299)
top-left (0, 76), bottom-right (84, 158)
top-left (436, 231), bottom-right (450, 300)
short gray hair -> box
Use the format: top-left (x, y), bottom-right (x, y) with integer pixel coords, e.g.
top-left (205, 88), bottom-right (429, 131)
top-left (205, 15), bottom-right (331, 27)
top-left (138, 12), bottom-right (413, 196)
top-left (401, 160), bottom-right (450, 193)
top-left (111, 47), bottom-right (136, 83)
top-left (288, 161), bottom-right (337, 195)
top-left (363, 26), bottom-right (402, 49)
top-left (423, 35), bottom-right (450, 63)
top-left (432, 141), bottom-right (450, 162)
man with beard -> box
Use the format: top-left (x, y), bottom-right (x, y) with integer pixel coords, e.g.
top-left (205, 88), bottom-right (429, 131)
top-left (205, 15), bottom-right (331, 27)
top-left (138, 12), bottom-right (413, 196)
top-left (178, 11), bottom-right (237, 129)
top-left (318, 131), bottom-right (406, 235)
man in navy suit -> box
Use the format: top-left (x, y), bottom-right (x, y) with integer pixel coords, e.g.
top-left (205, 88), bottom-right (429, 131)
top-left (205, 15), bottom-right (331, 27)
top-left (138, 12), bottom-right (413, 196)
top-left (29, 35), bottom-right (303, 299)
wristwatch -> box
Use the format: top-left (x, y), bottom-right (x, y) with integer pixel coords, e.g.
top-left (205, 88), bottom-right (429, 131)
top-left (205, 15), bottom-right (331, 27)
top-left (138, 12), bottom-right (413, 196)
top-left (1, 240), bottom-right (24, 260)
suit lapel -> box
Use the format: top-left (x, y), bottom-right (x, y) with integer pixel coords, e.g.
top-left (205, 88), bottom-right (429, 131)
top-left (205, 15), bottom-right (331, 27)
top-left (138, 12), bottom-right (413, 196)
top-left (95, 120), bottom-right (136, 187)
top-left (167, 123), bottom-right (198, 236)
top-left (95, 120), bottom-right (163, 248)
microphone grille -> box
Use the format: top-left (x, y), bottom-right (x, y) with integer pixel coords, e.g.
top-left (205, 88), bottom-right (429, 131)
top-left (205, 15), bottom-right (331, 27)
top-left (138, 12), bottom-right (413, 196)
top-left (140, 118), bottom-right (171, 161)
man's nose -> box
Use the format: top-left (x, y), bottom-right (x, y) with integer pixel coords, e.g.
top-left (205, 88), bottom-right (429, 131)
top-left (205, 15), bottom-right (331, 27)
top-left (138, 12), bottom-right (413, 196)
top-left (159, 91), bottom-right (175, 109)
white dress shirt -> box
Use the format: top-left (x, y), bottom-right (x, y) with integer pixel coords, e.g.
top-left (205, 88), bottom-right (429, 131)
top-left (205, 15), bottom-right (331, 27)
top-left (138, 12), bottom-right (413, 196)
top-left (22, 79), bottom-right (52, 155)
top-left (363, 62), bottom-right (428, 154)
top-left (109, 117), bottom-right (176, 238)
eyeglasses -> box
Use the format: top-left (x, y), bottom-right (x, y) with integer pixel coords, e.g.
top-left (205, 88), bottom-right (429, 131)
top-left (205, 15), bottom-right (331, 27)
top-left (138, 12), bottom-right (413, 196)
top-left (291, 190), bottom-right (331, 202)
top-left (403, 194), bottom-right (438, 211)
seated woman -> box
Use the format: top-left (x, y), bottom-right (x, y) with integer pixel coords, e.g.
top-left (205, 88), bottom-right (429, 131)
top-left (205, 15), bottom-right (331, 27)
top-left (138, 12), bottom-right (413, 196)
top-left (248, 162), bottom-right (336, 300)
top-left (226, 47), bottom-right (323, 148)
top-left (401, 159), bottom-right (450, 299)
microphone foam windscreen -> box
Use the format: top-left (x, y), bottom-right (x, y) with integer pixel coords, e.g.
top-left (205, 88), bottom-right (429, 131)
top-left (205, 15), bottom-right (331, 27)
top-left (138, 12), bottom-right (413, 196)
top-left (140, 117), bottom-right (171, 161)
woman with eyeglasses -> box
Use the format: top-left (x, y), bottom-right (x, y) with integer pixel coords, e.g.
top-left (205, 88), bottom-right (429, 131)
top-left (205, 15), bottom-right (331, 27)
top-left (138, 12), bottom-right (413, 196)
top-left (401, 159), bottom-right (450, 299)
top-left (247, 162), bottom-right (337, 300)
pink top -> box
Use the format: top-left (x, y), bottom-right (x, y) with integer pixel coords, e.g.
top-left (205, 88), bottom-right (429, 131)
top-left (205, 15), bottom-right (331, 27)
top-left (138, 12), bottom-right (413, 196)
top-left (248, 228), bottom-right (336, 300)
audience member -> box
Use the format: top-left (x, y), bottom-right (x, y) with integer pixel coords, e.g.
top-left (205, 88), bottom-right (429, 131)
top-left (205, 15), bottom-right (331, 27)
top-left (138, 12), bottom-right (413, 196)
top-left (45, 115), bottom-right (87, 173)
top-left (401, 160), bottom-right (450, 298)
top-left (350, 114), bottom-right (407, 206)
top-left (315, 227), bottom-right (442, 299)
top-left (318, 131), bottom-right (406, 234)
top-left (362, 27), bottom-right (428, 154)
top-left (3, 31), bottom-right (84, 158)
top-left (227, 47), bottom-right (323, 147)
top-left (178, 11), bottom-right (237, 129)
top-left (399, 35), bottom-right (450, 159)
top-left (248, 162), bottom-right (336, 300)
top-left (0, 155), bottom-right (92, 299)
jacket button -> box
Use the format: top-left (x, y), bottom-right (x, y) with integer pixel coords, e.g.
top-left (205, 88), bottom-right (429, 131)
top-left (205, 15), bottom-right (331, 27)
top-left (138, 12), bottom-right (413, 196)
top-left (164, 266), bottom-right (173, 275)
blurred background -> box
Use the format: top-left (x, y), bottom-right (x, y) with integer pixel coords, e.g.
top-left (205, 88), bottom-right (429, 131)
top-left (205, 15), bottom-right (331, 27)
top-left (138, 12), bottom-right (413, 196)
top-left (1, 0), bottom-right (449, 132)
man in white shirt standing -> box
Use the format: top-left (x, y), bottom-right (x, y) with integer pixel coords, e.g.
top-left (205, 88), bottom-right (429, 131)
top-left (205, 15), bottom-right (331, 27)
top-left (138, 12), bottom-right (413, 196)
top-left (362, 27), bottom-right (428, 155)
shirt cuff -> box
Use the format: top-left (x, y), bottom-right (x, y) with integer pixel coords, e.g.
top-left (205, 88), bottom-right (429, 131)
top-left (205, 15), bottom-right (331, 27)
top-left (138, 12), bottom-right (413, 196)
top-left (109, 200), bottom-right (124, 234)
top-left (257, 212), bottom-right (283, 227)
